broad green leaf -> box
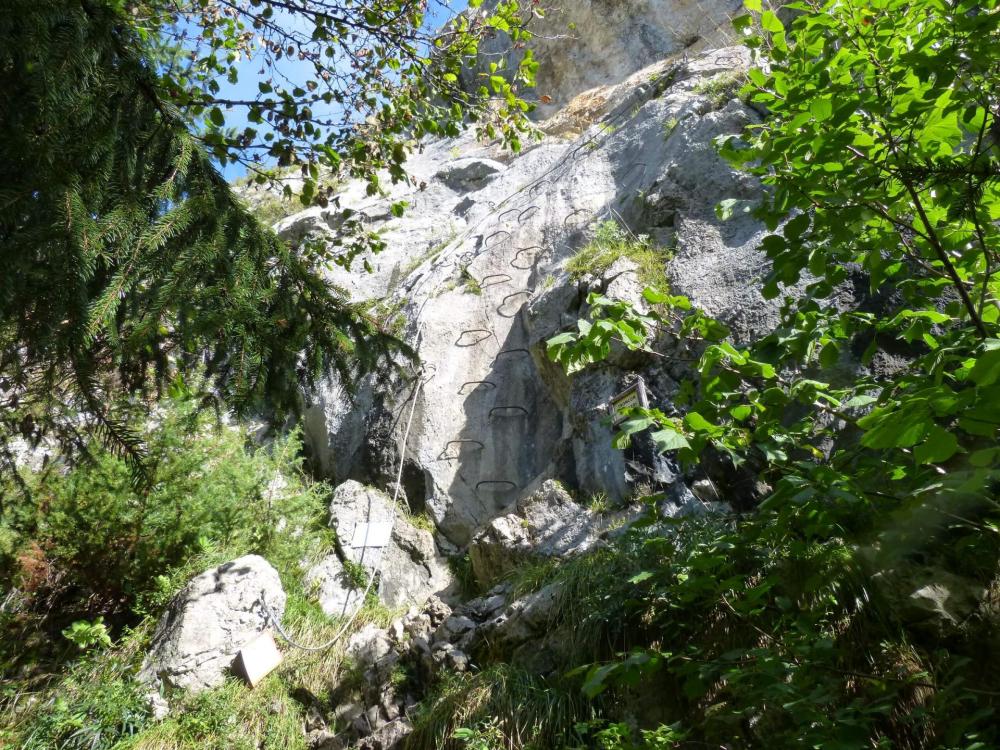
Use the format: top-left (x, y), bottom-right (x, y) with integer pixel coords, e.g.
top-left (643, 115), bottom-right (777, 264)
top-left (969, 344), bottom-right (1000, 386)
top-left (760, 10), bottom-right (784, 32)
top-left (650, 427), bottom-right (691, 452)
top-left (914, 425), bottom-right (959, 465)
top-left (730, 404), bottom-right (752, 421)
top-left (859, 406), bottom-right (930, 449)
top-left (810, 98), bottom-right (832, 121)
top-left (843, 395), bottom-right (877, 409)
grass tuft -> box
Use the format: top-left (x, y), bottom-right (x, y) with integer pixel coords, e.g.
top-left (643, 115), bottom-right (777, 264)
top-left (692, 70), bottom-right (747, 108)
top-left (565, 221), bottom-right (671, 288)
top-left (407, 665), bottom-right (594, 750)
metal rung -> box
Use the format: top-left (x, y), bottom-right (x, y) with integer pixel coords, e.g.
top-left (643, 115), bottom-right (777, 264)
top-left (498, 208), bottom-right (521, 224)
top-left (480, 273), bottom-right (512, 289)
top-left (498, 290), bottom-right (533, 318)
top-left (455, 329), bottom-right (493, 347)
top-left (500, 289), bottom-right (533, 307)
top-left (459, 380), bottom-right (497, 394)
top-left (490, 406), bottom-right (529, 419)
top-left (564, 208), bottom-right (590, 227)
top-left (438, 440), bottom-right (486, 460)
top-left (528, 180), bottom-right (550, 198)
top-left (476, 480), bottom-right (518, 491)
top-left (484, 230), bottom-right (512, 249)
top-left (518, 205), bottom-right (540, 224)
top-left (511, 246), bottom-right (542, 270)
top-left (446, 439), bottom-right (485, 450)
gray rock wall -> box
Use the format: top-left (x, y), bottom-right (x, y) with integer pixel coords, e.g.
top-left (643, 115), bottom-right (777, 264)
top-left (283, 47), bottom-right (775, 548)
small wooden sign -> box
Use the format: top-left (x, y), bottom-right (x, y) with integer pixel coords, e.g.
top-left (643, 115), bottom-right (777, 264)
top-left (350, 521), bottom-right (393, 549)
top-left (233, 631), bottom-right (282, 687)
top-left (610, 378), bottom-right (650, 426)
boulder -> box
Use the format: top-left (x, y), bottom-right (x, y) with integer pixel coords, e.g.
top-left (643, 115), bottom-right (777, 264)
top-left (469, 480), bottom-right (602, 586)
top-left (347, 624), bottom-right (397, 672)
top-left (486, 582), bottom-right (564, 648)
top-left (355, 718), bottom-right (413, 750)
top-left (305, 554), bottom-right (365, 619)
top-left (321, 480), bottom-right (452, 609)
top-left (139, 555), bottom-right (286, 714)
top-left (429, 581), bottom-right (567, 673)
top-left (873, 565), bottom-right (986, 634)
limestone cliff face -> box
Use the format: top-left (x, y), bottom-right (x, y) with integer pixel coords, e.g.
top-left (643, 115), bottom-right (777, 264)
top-left (274, 41), bottom-right (774, 549)
top-left (465, 0), bottom-right (744, 120)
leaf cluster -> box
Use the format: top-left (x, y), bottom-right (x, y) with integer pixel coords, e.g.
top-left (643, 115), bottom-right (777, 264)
top-left (544, 1), bottom-right (1000, 746)
top-left (140, 0), bottom-right (541, 200)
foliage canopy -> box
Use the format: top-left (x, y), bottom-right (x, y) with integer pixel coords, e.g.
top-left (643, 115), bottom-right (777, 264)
top-left (548, 0), bottom-right (1000, 745)
top-left (0, 0), bottom-right (538, 475)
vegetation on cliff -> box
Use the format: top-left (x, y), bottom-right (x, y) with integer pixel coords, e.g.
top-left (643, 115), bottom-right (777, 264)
top-left (544, 0), bottom-right (1000, 746)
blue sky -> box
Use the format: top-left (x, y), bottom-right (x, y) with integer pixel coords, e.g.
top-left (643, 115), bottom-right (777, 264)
top-left (216, 1), bottom-right (469, 180)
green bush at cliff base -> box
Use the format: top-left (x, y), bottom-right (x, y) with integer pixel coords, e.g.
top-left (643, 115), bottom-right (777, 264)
top-left (0, 392), bottom-right (342, 749)
top-left (1, 395), bottom-right (330, 629)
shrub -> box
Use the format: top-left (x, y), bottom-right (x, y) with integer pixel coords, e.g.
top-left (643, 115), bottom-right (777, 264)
top-left (3, 396), bottom-right (327, 622)
top-left (0, 393), bottom-right (333, 692)
top-left (1, 394), bottom-right (351, 750)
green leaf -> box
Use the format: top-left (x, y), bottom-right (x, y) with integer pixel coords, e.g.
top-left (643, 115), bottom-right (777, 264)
top-left (685, 412), bottom-right (723, 437)
top-left (843, 395), bottom-right (877, 409)
top-left (760, 10), bottom-right (784, 32)
top-left (650, 426), bottom-right (691, 452)
top-left (581, 663), bottom-right (617, 698)
top-left (730, 404), bottom-right (752, 421)
top-left (810, 98), bottom-right (832, 121)
top-left (859, 406), bottom-right (930, 449)
top-left (969, 343), bottom-right (1000, 386)
top-left (209, 106), bottom-right (225, 126)
top-left (914, 425), bottom-right (959, 465)
top-left (715, 198), bottom-right (744, 221)
top-left (819, 342), bottom-right (839, 369)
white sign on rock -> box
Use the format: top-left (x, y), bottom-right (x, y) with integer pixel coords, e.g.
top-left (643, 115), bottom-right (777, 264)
top-left (233, 631), bottom-right (282, 688)
top-left (350, 521), bottom-right (393, 549)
